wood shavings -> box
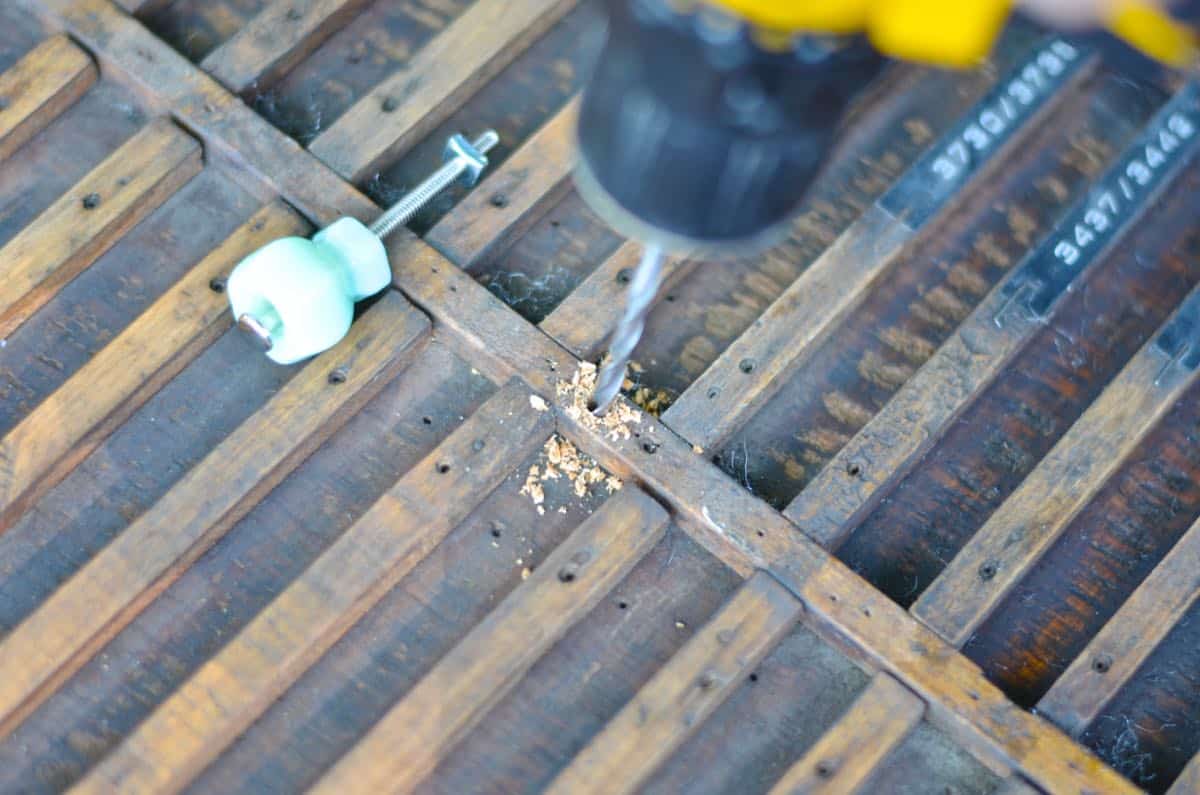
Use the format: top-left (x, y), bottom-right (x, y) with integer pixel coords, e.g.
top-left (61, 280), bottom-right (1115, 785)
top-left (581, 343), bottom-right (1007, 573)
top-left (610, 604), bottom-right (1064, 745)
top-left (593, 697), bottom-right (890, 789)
top-left (557, 362), bottom-right (642, 441)
top-left (529, 394), bottom-right (548, 412)
top-left (519, 433), bottom-right (622, 511)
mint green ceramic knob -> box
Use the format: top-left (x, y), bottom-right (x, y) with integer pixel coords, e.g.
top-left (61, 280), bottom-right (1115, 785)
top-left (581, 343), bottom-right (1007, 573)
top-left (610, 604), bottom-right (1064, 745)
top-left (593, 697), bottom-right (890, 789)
top-left (225, 130), bottom-right (499, 364)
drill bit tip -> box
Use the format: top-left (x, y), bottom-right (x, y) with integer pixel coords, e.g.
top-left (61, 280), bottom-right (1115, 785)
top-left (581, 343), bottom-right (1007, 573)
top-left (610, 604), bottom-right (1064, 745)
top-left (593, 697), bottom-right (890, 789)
top-left (591, 244), bottom-right (665, 415)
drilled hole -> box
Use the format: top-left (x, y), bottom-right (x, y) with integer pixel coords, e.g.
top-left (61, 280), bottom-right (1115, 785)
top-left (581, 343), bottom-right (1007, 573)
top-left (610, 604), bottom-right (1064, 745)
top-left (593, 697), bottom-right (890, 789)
top-left (846, 462), bottom-right (861, 477)
top-left (208, 277), bottom-right (226, 293)
top-left (422, 416), bottom-right (432, 425)
top-left (616, 268), bottom-right (632, 284)
top-left (642, 441), bottom-right (659, 454)
top-left (490, 527), bottom-right (502, 539)
top-left (815, 761), bottom-right (835, 779)
top-left (738, 358), bottom-right (755, 373)
top-left (617, 600), bottom-right (628, 610)
top-left (437, 463), bottom-right (451, 474)
top-left (82, 193), bottom-right (101, 210)
top-left (707, 387), bottom-right (719, 400)
top-left (380, 96), bottom-right (399, 113)
top-left (328, 368), bottom-right (347, 384)
top-left (748, 672), bottom-right (759, 683)
top-left (979, 562), bottom-right (998, 581)
top-left (489, 193), bottom-right (509, 208)
top-left (558, 568), bottom-right (576, 583)
top-left (1092, 654), bottom-right (1113, 674)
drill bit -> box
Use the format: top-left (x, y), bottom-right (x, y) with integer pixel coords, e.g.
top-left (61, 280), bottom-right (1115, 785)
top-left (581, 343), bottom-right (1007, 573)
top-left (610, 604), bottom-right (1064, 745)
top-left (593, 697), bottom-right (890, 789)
top-left (591, 243), bottom-right (664, 414)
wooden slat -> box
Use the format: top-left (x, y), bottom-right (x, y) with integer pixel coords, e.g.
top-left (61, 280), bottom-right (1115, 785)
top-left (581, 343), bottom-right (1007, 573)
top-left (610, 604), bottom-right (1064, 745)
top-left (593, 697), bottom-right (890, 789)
top-left (424, 98), bottom-right (577, 270)
top-left (912, 292), bottom-right (1200, 646)
top-left (546, 573), bottom-right (802, 795)
top-left (540, 240), bottom-right (692, 359)
top-left (0, 292), bottom-right (429, 740)
top-left (785, 85), bottom-right (1200, 549)
top-left (1037, 513), bottom-right (1200, 736)
top-left (0, 34), bottom-right (95, 162)
top-left (30, 0), bottom-right (377, 227)
top-left (71, 381), bottom-right (551, 795)
top-left (662, 39), bottom-right (1091, 452)
top-left (0, 118), bottom-right (201, 339)
top-left (311, 487), bottom-right (669, 795)
top-left (1169, 752), bottom-right (1200, 795)
top-left (0, 201), bottom-right (306, 532)
top-left (201, 0), bottom-right (370, 94)
top-left (308, 0), bottom-right (577, 182)
top-left (767, 674), bottom-right (924, 795)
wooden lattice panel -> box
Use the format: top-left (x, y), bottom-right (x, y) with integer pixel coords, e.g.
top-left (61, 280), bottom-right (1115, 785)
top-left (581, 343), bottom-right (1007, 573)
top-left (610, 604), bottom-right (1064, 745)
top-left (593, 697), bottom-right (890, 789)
top-left (2, 1), bottom-right (1199, 793)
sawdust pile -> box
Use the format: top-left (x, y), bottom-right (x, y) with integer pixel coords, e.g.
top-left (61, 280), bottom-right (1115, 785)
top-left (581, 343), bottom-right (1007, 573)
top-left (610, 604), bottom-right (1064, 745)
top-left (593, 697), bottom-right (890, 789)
top-left (520, 434), bottom-right (622, 513)
top-left (558, 361), bottom-right (642, 441)
top-left (624, 361), bottom-right (675, 416)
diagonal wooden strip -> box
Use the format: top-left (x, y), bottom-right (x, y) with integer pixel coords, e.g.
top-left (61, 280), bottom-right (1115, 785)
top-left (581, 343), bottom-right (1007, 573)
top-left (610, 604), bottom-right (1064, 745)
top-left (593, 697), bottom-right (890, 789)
top-left (785, 84), bottom-right (1200, 549)
top-left (1170, 752), bottom-right (1200, 795)
top-left (0, 201), bottom-right (307, 532)
top-left (913, 287), bottom-right (1200, 647)
top-left (424, 98), bottom-right (577, 271)
top-left (23, 0), bottom-right (377, 227)
top-left (201, 0), bottom-right (371, 94)
top-left (546, 572), bottom-right (802, 795)
top-left (0, 291), bottom-right (430, 741)
top-left (309, 0), bottom-right (578, 182)
top-left (0, 118), bottom-right (201, 339)
top-left (1037, 512), bottom-right (1200, 736)
top-left (540, 240), bottom-right (692, 360)
top-left (311, 487), bottom-right (669, 795)
top-left (795, 561), bottom-right (1138, 795)
top-left (0, 34), bottom-right (96, 163)
top-left (767, 673), bottom-right (924, 795)
top-left (662, 38), bottom-right (1093, 453)
top-left (70, 381), bottom-right (551, 795)
top-left (994, 778), bottom-right (1042, 795)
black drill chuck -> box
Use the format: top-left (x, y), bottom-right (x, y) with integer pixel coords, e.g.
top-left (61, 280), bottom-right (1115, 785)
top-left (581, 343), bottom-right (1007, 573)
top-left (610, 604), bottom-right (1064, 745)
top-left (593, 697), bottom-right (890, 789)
top-left (574, 0), bottom-right (886, 255)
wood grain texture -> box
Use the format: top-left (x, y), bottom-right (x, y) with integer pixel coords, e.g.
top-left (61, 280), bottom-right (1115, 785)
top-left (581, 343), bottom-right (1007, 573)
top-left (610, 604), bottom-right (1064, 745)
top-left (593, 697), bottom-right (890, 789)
top-left (72, 381), bottom-right (551, 795)
top-left (913, 337), bottom-right (1200, 647)
top-left (424, 98), bottom-right (577, 270)
top-left (0, 118), bottom-right (200, 339)
top-left (0, 292), bottom-right (428, 741)
top-left (663, 207), bottom-right (910, 452)
top-left (782, 283), bottom-right (1038, 549)
top-left (24, 0), bottom-right (377, 226)
top-left (201, 0), bottom-right (370, 94)
top-left (1169, 753), bottom-right (1200, 795)
top-left (308, 0), bottom-right (577, 182)
top-left (546, 573), bottom-right (803, 795)
top-left (767, 674), bottom-right (924, 795)
top-left (0, 201), bottom-right (306, 531)
top-left (0, 34), bottom-right (95, 163)
top-left (1038, 513), bottom-right (1200, 736)
top-left (311, 487), bottom-right (669, 795)
top-left (540, 239), bottom-right (690, 360)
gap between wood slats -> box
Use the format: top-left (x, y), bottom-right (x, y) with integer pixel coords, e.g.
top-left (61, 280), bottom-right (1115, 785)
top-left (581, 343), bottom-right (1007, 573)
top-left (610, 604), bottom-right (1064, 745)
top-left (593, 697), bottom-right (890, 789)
top-left (767, 673), bottom-right (924, 795)
top-left (0, 292), bottom-right (429, 741)
top-left (0, 34), bottom-right (95, 162)
top-left (546, 572), bottom-right (803, 795)
top-left (784, 85), bottom-right (1200, 550)
top-left (424, 97), bottom-right (577, 271)
top-left (70, 380), bottom-right (551, 795)
top-left (201, 0), bottom-right (373, 95)
top-left (0, 118), bottom-right (200, 339)
top-left (308, 0), bottom-right (577, 182)
top-left (1037, 511), bottom-right (1200, 736)
top-left (912, 287), bottom-right (1200, 646)
top-left (661, 39), bottom-right (1095, 453)
top-left (0, 201), bottom-right (306, 532)
top-left (310, 487), bottom-right (668, 795)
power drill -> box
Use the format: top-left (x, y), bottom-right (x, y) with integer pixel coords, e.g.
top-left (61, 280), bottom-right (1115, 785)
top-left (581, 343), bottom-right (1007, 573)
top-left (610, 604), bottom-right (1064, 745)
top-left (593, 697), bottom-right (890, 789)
top-left (577, 0), bottom-right (1200, 412)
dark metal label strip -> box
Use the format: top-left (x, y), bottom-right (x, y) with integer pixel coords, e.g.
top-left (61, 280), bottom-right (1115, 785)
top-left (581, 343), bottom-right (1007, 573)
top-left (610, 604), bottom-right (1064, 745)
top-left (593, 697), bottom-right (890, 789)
top-left (879, 38), bottom-right (1087, 228)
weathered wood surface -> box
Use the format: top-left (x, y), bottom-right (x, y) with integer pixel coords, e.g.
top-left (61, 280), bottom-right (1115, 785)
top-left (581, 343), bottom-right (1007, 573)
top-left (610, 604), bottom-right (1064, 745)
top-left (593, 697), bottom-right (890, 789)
top-left (312, 487), bottom-right (668, 795)
top-left (0, 34), bottom-right (95, 163)
top-left (767, 674), bottom-right (924, 795)
top-left (0, 118), bottom-right (201, 339)
top-left (0, 292), bottom-right (428, 739)
top-left (0, 202), bottom-right (306, 531)
top-left (1037, 511), bottom-right (1200, 737)
top-left (3, 0), bottom-right (1198, 792)
top-left (546, 573), bottom-right (804, 795)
